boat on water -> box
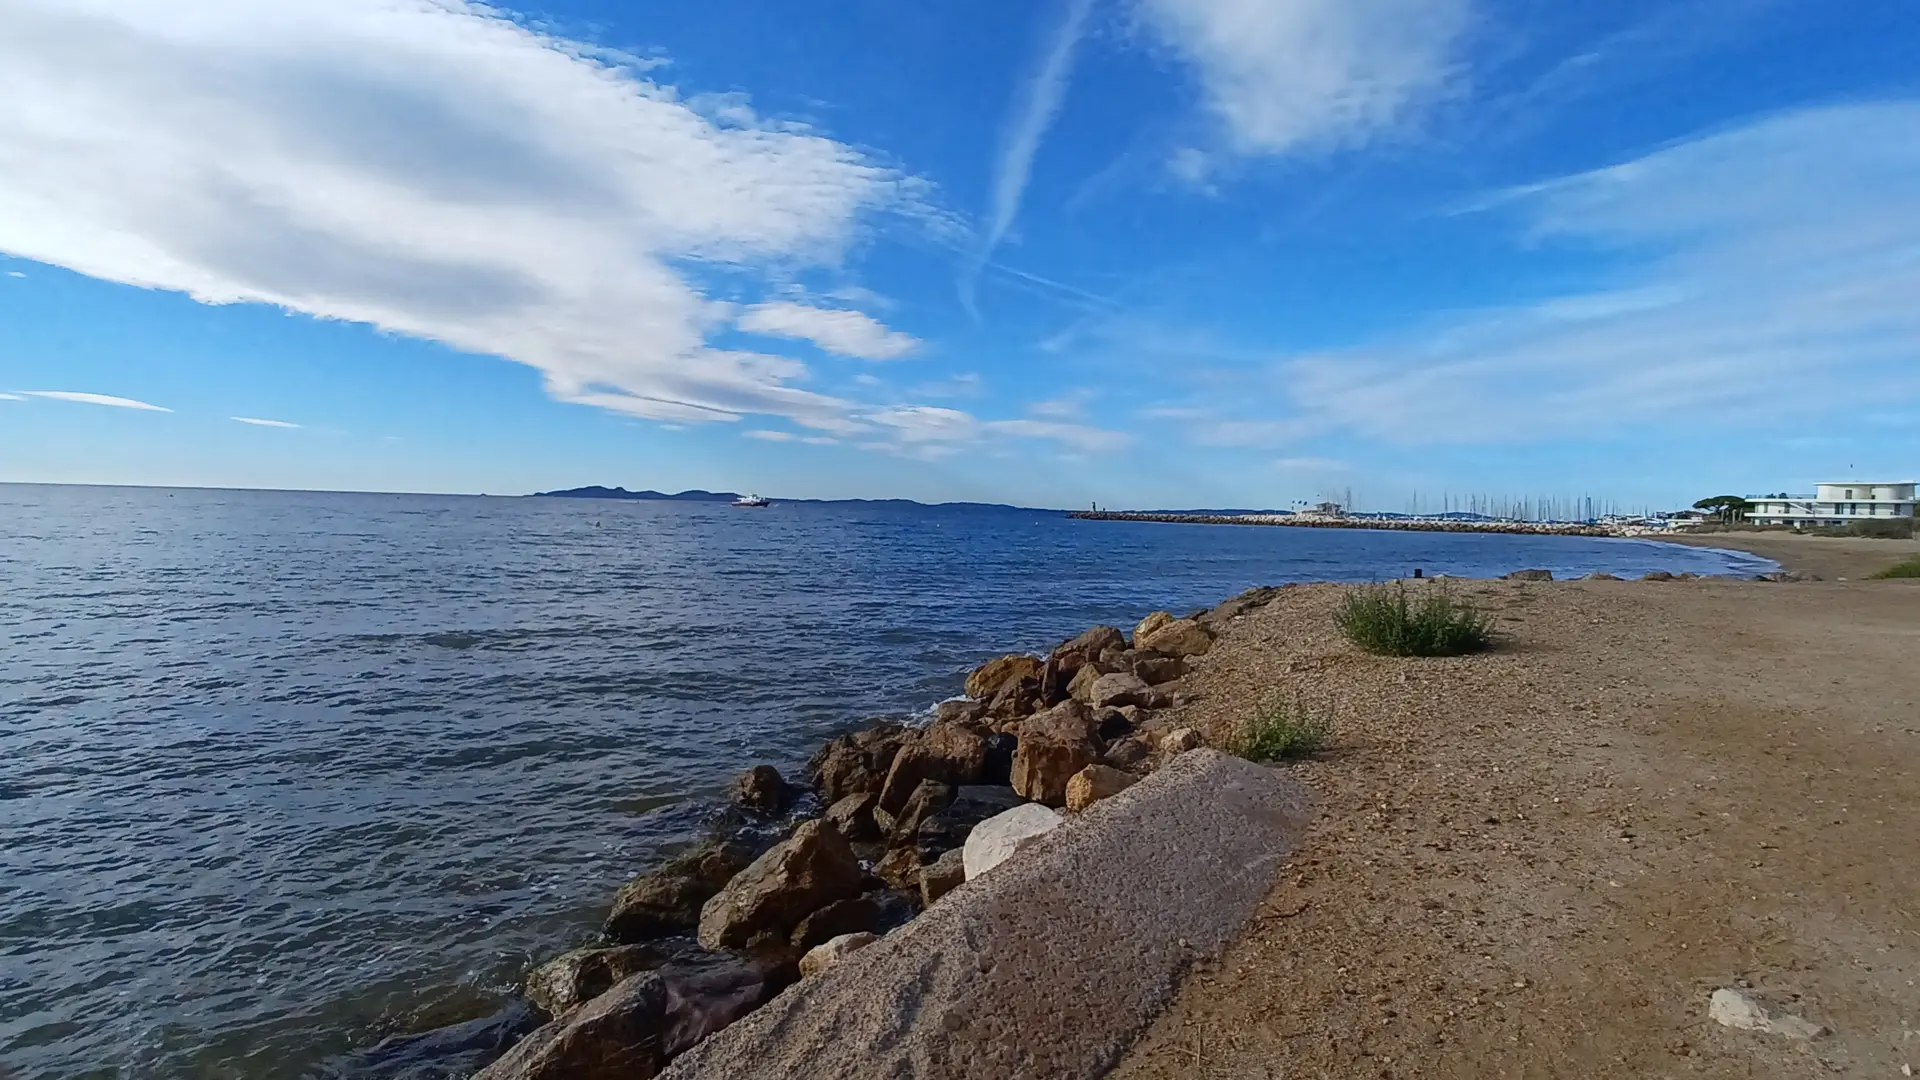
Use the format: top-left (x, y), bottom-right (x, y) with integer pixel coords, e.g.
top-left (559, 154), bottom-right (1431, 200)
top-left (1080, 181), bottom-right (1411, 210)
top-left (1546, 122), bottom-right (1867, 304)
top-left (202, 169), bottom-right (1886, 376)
top-left (732, 493), bottom-right (771, 507)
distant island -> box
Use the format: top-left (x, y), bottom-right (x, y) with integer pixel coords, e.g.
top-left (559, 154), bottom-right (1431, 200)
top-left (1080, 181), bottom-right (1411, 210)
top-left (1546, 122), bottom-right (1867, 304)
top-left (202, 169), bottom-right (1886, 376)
top-left (530, 486), bottom-right (741, 501)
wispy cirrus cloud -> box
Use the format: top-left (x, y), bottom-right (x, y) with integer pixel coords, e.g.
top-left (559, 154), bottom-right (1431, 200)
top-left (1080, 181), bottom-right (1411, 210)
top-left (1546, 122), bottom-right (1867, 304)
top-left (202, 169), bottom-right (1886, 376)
top-left (1271, 102), bottom-right (1920, 443)
top-left (963, 0), bottom-right (1099, 312)
top-left (15, 390), bottom-right (171, 412)
top-left (1133, 0), bottom-right (1471, 168)
top-left (231, 416), bottom-right (301, 429)
top-left (736, 301), bottom-right (919, 360)
top-left (0, 0), bottom-right (928, 433)
top-left (868, 404), bottom-right (1129, 457)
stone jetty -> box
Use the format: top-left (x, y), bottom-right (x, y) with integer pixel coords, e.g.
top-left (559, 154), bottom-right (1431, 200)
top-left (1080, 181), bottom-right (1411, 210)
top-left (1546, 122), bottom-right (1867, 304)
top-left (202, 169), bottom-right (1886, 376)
top-left (1068, 510), bottom-right (1616, 537)
top-left (379, 584), bottom-right (1301, 1080)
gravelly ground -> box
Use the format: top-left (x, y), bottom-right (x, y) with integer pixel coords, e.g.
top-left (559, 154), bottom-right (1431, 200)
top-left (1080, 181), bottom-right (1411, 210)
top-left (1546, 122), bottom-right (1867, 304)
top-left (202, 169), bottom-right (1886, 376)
top-left (1109, 567), bottom-right (1920, 1079)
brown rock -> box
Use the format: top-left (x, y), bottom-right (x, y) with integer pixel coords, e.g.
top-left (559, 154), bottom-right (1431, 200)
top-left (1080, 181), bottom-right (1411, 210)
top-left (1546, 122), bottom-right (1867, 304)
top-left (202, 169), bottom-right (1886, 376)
top-left (985, 674), bottom-right (1041, 722)
top-left (873, 844), bottom-right (924, 891)
top-left (1065, 764), bottom-right (1139, 812)
top-left (1066, 663), bottom-right (1103, 704)
top-left (1138, 618), bottom-right (1213, 658)
top-left (1011, 735), bottom-right (1098, 808)
top-left (798, 933), bottom-right (879, 979)
top-left (1092, 707), bottom-right (1134, 744)
top-left (823, 792), bottom-right (880, 843)
top-left (932, 698), bottom-right (988, 726)
top-left (808, 724), bottom-right (910, 804)
top-left (877, 725), bottom-right (986, 814)
top-left (1036, 653), bottom-right (1083, 707)
top-left (789, 895), bottom-right (883, 951)
top-left (1504, 568), bottom-right (1554, 581)
top-left (1643, 571), bottom-right (1676, 582)
top-left (1052, 624), bottom-right (1127, 661)
top-left (605, 841), bottom-right (756, 943)
top-left (525, 944), bottom-right (674, 1016)
top-left (731, 765), bottom-right (792, 817)
top-left (1088, 672), bottom-right (1151, 709)
top-left (697, 821), bottom-right (863, 951)
top-left (1133, 610), bottom-right (1173, 645)
top-left (1102, 735), bottom-right (1156, 775)
top-left (1132, 653), bottom-right (1186, 685)
top-left (1160, 727), bottom-right (1205, 755)
top-left (888, 780), bottom-right (957, 846)
top-left (919, 848), bottom-right (967, 906)
top-left (964, 654), bottom-right (1042, 700)
top-left (473, 962), bottom-right (768, 1080)
top-left (1023, 699), bottom-right (1100, 744)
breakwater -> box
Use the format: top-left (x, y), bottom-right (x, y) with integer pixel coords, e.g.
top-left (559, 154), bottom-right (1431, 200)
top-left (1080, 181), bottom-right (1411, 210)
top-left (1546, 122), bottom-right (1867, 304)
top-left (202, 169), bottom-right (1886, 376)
top-left (1069, 511), bottom-right (1616, 537)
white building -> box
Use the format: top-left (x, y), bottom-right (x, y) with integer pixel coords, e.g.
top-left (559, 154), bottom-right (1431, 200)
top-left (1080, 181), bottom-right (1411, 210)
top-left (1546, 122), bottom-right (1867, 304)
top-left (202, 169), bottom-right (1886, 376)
top-left (1746, 482), bottom-right (1917, 527)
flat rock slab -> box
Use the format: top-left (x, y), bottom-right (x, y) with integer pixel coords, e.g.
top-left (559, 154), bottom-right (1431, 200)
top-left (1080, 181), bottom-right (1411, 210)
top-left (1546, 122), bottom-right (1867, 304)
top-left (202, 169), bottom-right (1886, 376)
top-left (659, 749), bottom-right (1311, 1080)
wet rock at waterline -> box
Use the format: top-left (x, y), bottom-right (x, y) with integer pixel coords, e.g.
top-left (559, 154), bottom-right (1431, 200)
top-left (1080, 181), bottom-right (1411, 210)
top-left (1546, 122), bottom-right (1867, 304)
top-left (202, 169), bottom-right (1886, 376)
top-left (328, 999), bottom-right (544, 1080)
top-left (730, 765), bottom-right (793, 817)
top-left (963, 654), bottom-right (1042, 700)
top-left (697, 821), bottom-right (863, 951)
top-left (472, 963), bottom-right (772, 1080)
top-left (525, 944), bottom-right (677, 1016)
top-left (605, 841), bottom-right (757, 943)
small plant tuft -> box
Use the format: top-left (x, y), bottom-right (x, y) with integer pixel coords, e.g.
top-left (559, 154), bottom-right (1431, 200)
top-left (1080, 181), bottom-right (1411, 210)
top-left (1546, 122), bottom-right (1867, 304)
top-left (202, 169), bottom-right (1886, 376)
top-left (1870, 555), bottom-right (1920, 579)
top-left (1229, 694), bottom-right (1333, 762)
top-left (1336, 582), bottom-right (1493, 657)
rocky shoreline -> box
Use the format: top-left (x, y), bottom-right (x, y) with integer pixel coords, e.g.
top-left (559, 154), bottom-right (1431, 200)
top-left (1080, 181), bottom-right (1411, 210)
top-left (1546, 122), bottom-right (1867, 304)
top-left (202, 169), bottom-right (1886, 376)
top-left (336, 585), bottom-right (1287, 1080)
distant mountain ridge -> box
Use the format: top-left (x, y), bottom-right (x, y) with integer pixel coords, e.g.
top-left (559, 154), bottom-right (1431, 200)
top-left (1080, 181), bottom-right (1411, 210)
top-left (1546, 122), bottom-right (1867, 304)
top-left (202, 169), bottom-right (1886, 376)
top-left (531, 486), bottom-right (741, 501)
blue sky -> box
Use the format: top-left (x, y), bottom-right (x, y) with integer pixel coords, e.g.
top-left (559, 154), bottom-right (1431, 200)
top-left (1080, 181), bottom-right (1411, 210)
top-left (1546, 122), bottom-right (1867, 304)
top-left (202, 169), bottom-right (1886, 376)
top-left (1, 0), bottom-right (1917, 509)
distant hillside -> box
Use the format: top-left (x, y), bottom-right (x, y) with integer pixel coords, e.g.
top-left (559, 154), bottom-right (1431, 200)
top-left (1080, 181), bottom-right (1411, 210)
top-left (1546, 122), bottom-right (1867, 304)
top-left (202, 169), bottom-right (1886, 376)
top-left (530, 486), bottom-right (740, 501)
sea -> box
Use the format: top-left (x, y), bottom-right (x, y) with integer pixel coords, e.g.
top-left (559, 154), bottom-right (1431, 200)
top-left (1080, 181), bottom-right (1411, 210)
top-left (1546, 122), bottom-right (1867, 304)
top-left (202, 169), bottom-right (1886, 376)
top-left (0, 484), bottom-right (1775, 1080)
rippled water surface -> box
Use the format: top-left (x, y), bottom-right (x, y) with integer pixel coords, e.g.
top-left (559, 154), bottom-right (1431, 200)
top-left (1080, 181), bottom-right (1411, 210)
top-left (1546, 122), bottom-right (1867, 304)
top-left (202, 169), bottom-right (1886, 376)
top-left (0, 484), bottom-right (1772, 1079)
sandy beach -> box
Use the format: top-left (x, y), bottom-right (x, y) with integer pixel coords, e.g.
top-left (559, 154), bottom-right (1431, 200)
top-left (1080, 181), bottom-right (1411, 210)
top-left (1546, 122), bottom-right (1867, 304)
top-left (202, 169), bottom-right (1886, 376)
top-left (1110, 536), bottom-right (1920, 1078)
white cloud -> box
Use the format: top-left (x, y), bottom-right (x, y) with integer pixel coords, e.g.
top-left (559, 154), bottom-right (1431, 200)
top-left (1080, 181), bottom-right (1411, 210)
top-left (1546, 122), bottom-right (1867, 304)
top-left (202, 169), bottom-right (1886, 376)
top-left (1133, 0), bottom-right (1470, 156)
top-left (232, 416), bottom-right (300, 428)
top-left (736, 301), bottom-right (919, 360)
top-left (1273, 102), bottom-right (1920, 443)
top-left (867, 404), bottom-right (1130, 454)
top-left (965, 0), bottom-right (1098, 309)
top-left (910, 372), bottom-right (984, 399)
top-left (742, 429), bottom-right (794, 441)
top-left (0, 0), bottom-right (926, 430)
top-left (4, 271), bottom-right (23, 278)
top-left (1028, 390), bottom-right (1091, 418)
top-left (16, 390), bottom-right (171, 411)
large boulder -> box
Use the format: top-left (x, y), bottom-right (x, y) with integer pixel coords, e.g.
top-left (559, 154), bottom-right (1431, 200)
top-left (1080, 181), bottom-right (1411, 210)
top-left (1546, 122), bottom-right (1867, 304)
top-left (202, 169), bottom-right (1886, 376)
top-left (473, 963), bottom-right (770, 1080)
top-left (960, 803), bottom-right (1063, 879)
top-left (605, 841), bottom-right (756, 943)
top-left (1133, 611), bottom-right (1172, 644)
top-left (912, 785), bottom-right (1027, 860)
top-left (798, 933), bottom-right (880, 979)
top-left (730, 766), bottom-right (793, 817)
top-left (1065, 765), bottom-right (1138, 813)
top-left (822, 792), bottom-right (880, 843)
top-left (932, 697), bottom-right (988, 726)
top-left (789, 895), bottom-right (883, 951)
top-left (919, 848), bottom-right (967, 906)
top-left (1505, 569), bottom-right (1553, 581)
top-left (526, 945), bottom-right (675, 1016)
top-left (697, 821), bottom-right (863, 951)
top-left (1137, 618), bottom-right (1214, 659)
top-left (964, 654), bottom-right (1042, 700)
top-left (807, 724), bottom-right (910, 804)
top-left (876, 724), bottom-right (986, 814)
top-left (1087, 672), bottom-right (1151, 709)
top-left (1065, 663), bottom-right (1104, 704)
top-left (1011, 735), bottom-right (1098, 808)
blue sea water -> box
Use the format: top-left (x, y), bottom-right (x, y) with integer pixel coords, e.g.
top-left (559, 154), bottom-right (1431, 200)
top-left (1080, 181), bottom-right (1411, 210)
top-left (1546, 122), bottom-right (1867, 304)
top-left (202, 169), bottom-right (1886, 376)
top-left (0, 484), bottom-right (1772, 1079)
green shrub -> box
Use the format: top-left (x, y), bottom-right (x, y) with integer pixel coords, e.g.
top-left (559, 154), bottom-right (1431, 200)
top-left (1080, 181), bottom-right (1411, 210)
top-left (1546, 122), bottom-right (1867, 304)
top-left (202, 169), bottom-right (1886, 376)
top-left (1848, 518), bottom-right (1915, 540)
top-left (1229, 694), bottom-right (1333, 762)
top-left (1871, 556), bottom-right (1920, 579)
top-left (1336, 582), bottom-right (1493, 657)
